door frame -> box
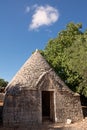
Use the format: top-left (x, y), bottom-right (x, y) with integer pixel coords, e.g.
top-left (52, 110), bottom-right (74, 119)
top-left (41, 90), bottom-right (56, 122)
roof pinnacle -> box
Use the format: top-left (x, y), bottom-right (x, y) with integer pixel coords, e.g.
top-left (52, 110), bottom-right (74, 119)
top-left (36, 49), bottom-right (38, 52)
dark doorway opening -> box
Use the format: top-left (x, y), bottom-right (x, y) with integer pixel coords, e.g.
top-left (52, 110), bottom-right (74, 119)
top-left (42, 91), bottom-right (55, 122)
top-left (42, 91), bottom-right (50, 118)
top-left (80, 95), bottom-right (87, 117)
top-left (0, 106), bottom-right (3, 125)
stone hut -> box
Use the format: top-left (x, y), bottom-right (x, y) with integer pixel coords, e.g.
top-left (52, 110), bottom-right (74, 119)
top-left (3, 50), bottom-right (83, 126)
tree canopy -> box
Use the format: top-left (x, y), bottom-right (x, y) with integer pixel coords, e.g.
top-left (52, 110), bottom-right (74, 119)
top-left (42, 22), bottom-right (87, 97)
top-left (0, 78), bottom-right (8, 92)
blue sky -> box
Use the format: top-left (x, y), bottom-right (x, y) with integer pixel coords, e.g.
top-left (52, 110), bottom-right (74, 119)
top-left (0, 0), bottom-right (87, 82)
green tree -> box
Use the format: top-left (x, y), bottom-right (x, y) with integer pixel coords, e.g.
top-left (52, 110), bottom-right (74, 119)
top-left (0, 78), bottom-right (8, 92)
top-left (43, 22), bottom-right (87, 97)
top-left (64, 38), bottom-right (87, 96)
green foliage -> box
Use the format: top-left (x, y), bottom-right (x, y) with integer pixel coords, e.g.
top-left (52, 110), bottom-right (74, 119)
top-left (0, 78), bottom-right (8, 92)
top-left (43, 22), bottom-right (87, 97)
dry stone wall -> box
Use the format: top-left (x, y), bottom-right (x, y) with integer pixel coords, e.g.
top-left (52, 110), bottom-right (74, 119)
top-left (56, 90), bottom-right (83, 123)
top-left (3, 90), bottom-right (41, 126)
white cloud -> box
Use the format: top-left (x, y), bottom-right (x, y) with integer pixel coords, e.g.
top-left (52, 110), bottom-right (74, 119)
top-left (29, 5), bottom-right (59, 30)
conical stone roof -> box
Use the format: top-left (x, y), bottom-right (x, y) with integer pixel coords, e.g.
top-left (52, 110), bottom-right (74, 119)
top-left (6, 50), bottom-right (76, 96)
top-left (6, 50), bottom-right (51, 94)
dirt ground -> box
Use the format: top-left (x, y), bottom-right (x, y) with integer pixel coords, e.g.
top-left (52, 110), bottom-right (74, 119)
top-left (0, 118), bottom-right (87, 130)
